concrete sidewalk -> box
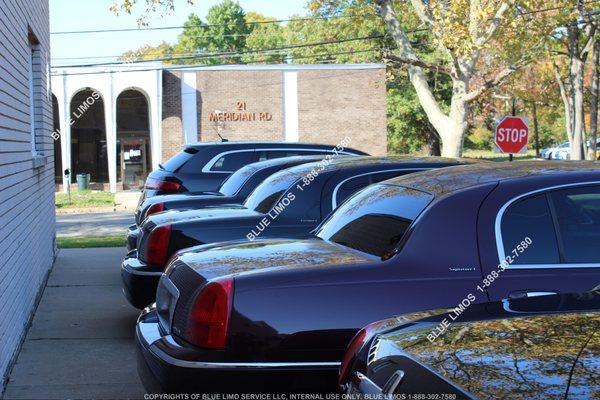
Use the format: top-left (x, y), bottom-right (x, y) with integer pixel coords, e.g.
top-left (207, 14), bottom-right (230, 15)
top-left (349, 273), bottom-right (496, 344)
top-left (56, 212), bottom-right (135, 237)
top-left (2, 248), bottom-right (145, 400)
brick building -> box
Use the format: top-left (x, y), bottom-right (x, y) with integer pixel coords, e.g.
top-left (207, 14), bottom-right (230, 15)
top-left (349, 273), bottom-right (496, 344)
top-left (51, 63), bottom-right (387, 192)
top-left (0, 0), bottom-right (55, 387)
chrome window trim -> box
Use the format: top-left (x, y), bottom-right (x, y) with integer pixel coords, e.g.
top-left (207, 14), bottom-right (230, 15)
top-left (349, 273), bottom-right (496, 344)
top-left (150, 344), bottom-right (340, 369)
top-left (494, 180), bottom-right (600, 270)
top-left (201, 148), bottom-right (357, 173)
top-left (331, 168), bottom-right (431, 209)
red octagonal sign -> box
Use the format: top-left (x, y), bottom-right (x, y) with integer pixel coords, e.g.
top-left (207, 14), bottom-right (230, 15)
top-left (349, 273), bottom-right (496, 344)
top-left (495, 116), bottom-right (529, 154)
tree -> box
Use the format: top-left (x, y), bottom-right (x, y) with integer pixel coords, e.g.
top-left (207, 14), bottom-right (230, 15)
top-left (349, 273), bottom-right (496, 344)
top-left (110, 0), bottom-right (193, 26)
top-left (311, 0), bottom-right (564, 157)
top-left (174, 1), bottom-right (251, 64)
top-left (551, 2), bottom-right (598, 160)
top-left (119, 41), bottom-right (175, 64)
top-left (588, 35), bottom-right (600, 160)
top-left (242, 13), bottom-right (287, 63)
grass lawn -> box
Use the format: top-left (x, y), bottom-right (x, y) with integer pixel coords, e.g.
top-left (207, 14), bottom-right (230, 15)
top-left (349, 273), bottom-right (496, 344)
top-left (462, 149), bottom-right (537, 161)
top-left (55, 190), bottom-right (115, 209)
top-left (57, 235), bottom-right (126, 248)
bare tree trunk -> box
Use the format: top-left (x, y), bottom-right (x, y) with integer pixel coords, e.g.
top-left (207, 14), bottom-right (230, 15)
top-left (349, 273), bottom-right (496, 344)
top-left (588, 36), bottom-right (600, 160)
top-left (422, 127), bottom-right (441, 156)
top-left (532, 101), bottom-right (540, 158)
top-left (568, 24), bottom-right (586, 160)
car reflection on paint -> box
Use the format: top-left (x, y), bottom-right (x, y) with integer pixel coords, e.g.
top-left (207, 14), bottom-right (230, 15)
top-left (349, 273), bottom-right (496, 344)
top-left (340, 291), bottom-right (600, 399)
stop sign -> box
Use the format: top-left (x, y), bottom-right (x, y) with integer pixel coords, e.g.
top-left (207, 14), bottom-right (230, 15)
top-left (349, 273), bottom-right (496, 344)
top-left (495, 116), bottom-right (529, 154)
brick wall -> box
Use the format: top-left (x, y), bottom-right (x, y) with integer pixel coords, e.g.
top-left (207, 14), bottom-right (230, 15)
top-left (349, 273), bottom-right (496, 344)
top-left (161, 71), bottom-right (184, 162)
top-left (196, 70), bottom-right (284, 142)
top-left (160, 66), bottom-right (387, 161)
top-left (0, 0), bottom-right (54, 386)
top-left (297, 69), bottom-right (387, 156)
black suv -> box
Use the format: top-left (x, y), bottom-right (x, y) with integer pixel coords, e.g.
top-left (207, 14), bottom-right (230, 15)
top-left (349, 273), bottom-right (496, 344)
top-left (140, 141), bottom-right (367, 201)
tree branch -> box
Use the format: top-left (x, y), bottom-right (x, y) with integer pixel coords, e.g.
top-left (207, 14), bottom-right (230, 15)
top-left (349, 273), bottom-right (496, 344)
top-left (462, 65), bottom-right (519, 102)
top-left (409, 0), bottom-right (435, 26)
top-left (384, 53), bottom-right (451, 74)
top-left (376, 0), bottom-right (449, 131)
top-left (474, 2), bottom-right (511, 47)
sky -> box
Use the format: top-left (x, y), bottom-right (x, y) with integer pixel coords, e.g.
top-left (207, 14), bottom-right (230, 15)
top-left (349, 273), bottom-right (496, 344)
top-left (50, 0), bottom-right (308, 67)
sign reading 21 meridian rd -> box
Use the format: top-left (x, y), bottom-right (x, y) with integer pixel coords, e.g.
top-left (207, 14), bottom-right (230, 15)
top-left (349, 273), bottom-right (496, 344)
top-left (495, 116), bottom-right (529, 154)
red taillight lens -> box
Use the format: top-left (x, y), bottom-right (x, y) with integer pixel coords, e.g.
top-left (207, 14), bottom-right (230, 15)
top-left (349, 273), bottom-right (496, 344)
top-left (145, 202), bottom-right (165, 219)
top-left (339, 329), bottom-right (367, 386)
top-left (187, 277), bottom-right (234, 349)
top-left (144, 177), bottom-right (181, 192)
top-left (145, 225), bottom-right (171, 266)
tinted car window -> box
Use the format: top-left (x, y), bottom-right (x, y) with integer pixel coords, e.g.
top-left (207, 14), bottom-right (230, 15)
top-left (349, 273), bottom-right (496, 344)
top-left (210, 151), bottom-right (257, 172)
top-left (334, 170), bottom-right (425, 207)
top-left (335, 176), bottom-right (370, 206)
top-left (549, 185), bottom-right (600, 263)
top-left (501, 194), bottom-right (560, 264)
top-left (317, 184), bottom-right (434, 257)
top-left (161, 148), bottom-right (196, 172)
top-left (257, 150), bottom-right (330, 161)
top-left (243, 170), bottom-right (298, 213)
top-left (217, 164), bottom-right (261, 196)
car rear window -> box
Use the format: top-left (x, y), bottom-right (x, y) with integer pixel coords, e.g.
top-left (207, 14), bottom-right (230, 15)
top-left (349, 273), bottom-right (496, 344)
top-left (316, 184), bottom-right (434, 257)
top-left (243, 170), bottom-right (298, 213)
top-left (217, 164), bottom-right (261, 196)
top-left (161, 148), bottom-right (197, 172)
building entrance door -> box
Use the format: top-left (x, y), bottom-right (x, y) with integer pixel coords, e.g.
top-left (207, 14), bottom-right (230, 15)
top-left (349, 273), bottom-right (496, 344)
top-left (119, 138), bottom-right (148, 190)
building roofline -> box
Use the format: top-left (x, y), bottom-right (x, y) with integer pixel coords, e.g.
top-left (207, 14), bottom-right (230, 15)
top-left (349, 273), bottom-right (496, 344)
top-left (51, 62), bottom-right (385, 76)
top-left (165, 63), bottom-right (385, 71)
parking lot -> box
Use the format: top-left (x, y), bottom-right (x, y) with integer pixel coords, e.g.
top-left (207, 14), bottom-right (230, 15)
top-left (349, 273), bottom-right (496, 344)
top-left (2, 248), bottom-right (144, 400)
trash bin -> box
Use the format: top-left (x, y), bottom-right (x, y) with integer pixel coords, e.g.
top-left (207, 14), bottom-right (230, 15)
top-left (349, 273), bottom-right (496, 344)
top-left (76, 173), bottom-right (90, 191)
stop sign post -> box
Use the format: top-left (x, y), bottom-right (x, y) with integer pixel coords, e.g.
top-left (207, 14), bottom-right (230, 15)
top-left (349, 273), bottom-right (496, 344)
top-left (495, 116), bottom-right (529, 158)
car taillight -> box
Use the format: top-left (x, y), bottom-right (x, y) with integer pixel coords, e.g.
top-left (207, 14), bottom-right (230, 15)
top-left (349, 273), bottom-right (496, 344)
top-left (144, 177), bottom-right (181, 192)
top-left (339, 329), bottom-right (367, 386)
top-left (186, 277), bottom-right (234, 349)
top-left (145, 225), bottom-right (171, 266)
top-left (145, 202), bottom-right (165, 219)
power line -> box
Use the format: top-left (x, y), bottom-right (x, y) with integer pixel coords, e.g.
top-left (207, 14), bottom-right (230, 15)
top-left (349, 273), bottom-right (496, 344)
top-left (50, 13), bottom-right (376, 35)
top-left (52, 34), bottom-right (387, 68)
top-left (51, 50), bottom-right (385, 78)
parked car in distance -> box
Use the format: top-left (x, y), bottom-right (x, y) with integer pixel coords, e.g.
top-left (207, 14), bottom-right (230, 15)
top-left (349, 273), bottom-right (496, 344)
top-left (127, 155), bottom-right (329, 250)
top-left (138, 141), bottom-right (367, 202)
top-left (340, 291), bottom-right (600, 398)
top-left (135, 161), bottom-right (600, 393)
top-left (123, 156), bottom-right (468, 309)
top-left (541, 141), bottom-right (568, 160)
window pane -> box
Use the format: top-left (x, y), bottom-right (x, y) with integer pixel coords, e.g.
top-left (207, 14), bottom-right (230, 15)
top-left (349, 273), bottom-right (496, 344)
top-left (501, 194), bottom-right (559, 264)
top-left (317, 185), bottom-right (433, 257)
top-left (210, 151), bottom-right (256, 172)
top-left (549, 185), bottom-right (600, 263)
top-left (162, 149), bottom-right (195, 172)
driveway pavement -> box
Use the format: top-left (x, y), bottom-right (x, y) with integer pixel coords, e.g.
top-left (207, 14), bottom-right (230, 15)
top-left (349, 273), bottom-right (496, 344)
top-left (56, 212), bottom-right (135, 237)
top-left (2, 248), bottom-right (145, 400)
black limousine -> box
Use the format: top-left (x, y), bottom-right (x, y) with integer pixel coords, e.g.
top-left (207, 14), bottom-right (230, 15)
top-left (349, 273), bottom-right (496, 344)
top-left (128, 155), bottom-right (329, 250)
top-left (135, 161), bottom-right (600, 393)
top-left (123, 156), bottom-right (469, 308)
top-left (139, 141), bottom-right (366, 200)
top-left (340, 290), bottom-right (600, 398)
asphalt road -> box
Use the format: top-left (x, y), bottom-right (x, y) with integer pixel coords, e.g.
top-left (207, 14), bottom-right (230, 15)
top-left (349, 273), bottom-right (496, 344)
top-left (2, 248), bottom-right (145, 399)
top-left (56, 212), bottom-right (135, 237)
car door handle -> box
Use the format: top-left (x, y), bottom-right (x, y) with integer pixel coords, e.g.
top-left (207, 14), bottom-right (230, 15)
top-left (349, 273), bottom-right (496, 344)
top-left (508, 290), bottom-right (558, 299)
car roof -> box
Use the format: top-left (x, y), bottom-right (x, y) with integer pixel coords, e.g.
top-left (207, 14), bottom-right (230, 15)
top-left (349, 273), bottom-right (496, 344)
top-left (382, 160), bottom-right (600, 197)
top-left (235, 155), bottom-right (327, 172)
top-left (184, 141), bottom-right (364, 151)
top-left (278, 156), bottom-right (481, 177)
